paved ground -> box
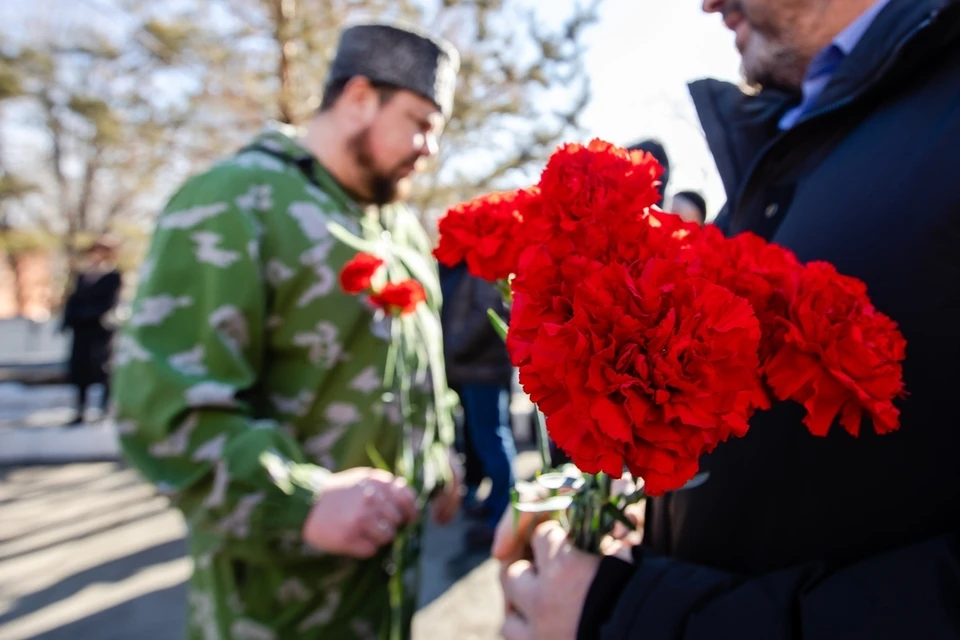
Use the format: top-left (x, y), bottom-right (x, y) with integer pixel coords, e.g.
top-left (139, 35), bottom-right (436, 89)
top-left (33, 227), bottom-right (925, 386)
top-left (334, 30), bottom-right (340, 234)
top-left (0, 360), bottom-right (542, 639)
top-left (0, 458), bottom-right (539, 640)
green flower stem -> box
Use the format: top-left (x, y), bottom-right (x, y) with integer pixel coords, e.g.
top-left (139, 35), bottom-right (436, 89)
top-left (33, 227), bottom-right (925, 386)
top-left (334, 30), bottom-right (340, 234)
top-left (385, 313), bottom-right (417, 640)
top-left (566, 472), bottom-right (614, 554)
top-left (534, 410), bottom-right (551, 474)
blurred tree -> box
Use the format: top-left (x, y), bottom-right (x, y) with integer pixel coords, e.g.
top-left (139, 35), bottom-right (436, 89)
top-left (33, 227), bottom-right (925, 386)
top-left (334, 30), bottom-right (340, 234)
top-left (183, 0), bottom-right (601, 222)
top-left (2, 0), bottom-right (600, 296)
top-left (0, 1), bottom-right (206, 304)
top-left (0, 45), bottom-right (36, 317)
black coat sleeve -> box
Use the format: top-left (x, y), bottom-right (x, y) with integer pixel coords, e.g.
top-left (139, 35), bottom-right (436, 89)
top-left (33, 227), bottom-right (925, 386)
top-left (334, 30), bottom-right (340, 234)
top-left (92, 271), bottom-right (122, 318)
top-left (62, 271), bottom-right (123, 327)
top-left (446, 275), bottom-right (507, 361)
top-left (580, 532), bottom-right (960, 640)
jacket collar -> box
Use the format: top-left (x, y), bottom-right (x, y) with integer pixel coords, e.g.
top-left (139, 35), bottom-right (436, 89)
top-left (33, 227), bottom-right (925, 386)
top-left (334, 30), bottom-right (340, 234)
top-left (243, 126), bottom-right (367, 217)
top-left (807, 0), bottom-right (956, 122)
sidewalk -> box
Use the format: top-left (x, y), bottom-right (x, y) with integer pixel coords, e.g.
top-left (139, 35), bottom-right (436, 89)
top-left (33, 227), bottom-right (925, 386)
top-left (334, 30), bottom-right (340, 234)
top-left (0, 383), bottom-right (119, 464)
top-left (0, 457), bottom-right (540, 640)
top-left (0, 383), bottom-right (541, 639)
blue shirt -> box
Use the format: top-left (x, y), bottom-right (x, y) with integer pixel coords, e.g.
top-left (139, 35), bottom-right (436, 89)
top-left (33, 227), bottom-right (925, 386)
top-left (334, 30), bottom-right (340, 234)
top-left (779, 0), bottom-right (892, 130)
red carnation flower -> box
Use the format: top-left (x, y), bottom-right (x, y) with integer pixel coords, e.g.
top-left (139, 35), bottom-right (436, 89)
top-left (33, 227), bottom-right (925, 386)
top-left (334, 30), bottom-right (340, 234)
top-left (689, 227), bottom-right (803, 415)
top-left (536, 139), bottom-right (664, 225)
top-left (506, 245), bottom-right (600, 367)
top-left (370, 279), bottom-right (427, 316)
top-left (763, 261), bottom-right (907, 437)
top-left (340, 253), bottom-right (384, 294)
top-left (516, 258), bottom-right (762, 495)
top-left (527, 140), bottom-right (665, 261)
top-left (613, 208), bottom-right (703, 265)
top-left (433, 189), bottom-right (537, 282)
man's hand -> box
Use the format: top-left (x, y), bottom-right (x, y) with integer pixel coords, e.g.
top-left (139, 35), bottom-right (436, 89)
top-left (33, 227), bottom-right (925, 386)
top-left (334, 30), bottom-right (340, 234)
top-left (499, 520), bottom-right (602, 640)
top-left (302, 467), bottom-right (418, 558)
top-left (493, 500), bottom-right (645, 565)
top-left (431, 448), bottom-right (464, 525)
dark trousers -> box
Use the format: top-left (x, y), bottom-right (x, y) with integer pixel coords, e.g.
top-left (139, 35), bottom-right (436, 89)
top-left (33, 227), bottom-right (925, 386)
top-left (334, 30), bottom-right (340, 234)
top-left (460, 383), bottom-right (516, 529)
top-left (452, 384), bottom-right (485, 491)
top-left (75, 380), bottom-right (110, 417)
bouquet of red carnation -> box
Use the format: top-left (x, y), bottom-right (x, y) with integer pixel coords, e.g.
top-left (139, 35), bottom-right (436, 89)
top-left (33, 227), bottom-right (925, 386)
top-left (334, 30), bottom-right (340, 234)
top-left (434, 138), bottom-right (907, 552)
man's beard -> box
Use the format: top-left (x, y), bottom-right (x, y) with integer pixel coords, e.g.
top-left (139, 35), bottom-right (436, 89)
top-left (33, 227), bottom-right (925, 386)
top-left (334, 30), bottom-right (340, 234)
top-left (741, 43), bottom-right (809, 91)
top-left (348, 128), bottom-right (419, 206)
top-left (724, 0), bottom-right (808, 91)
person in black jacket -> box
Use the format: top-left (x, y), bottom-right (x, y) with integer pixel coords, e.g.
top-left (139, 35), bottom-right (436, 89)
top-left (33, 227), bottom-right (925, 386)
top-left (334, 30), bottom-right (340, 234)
top-left (494, 0), bottom-right (960, 638)
top-left (61, 237), bottom-right (122, 425)
top-left (439, 263), bottom-right (486, 514)
top-left (670, 191), bottom-right (708, 226)
top-left (440, 261), bottom-right (517, 549)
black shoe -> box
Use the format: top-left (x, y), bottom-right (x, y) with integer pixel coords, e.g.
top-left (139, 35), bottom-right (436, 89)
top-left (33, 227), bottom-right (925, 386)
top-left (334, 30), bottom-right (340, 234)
top-left (464, 523), bottom-right (495, 551)
top-left (66, 415), bottom-right (84, 427)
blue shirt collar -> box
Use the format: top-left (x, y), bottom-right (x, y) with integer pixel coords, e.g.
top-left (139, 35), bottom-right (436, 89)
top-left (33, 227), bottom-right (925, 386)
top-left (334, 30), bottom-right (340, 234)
top-left (807, 0), bottom-right (893, 78)
top-left (833, 0), bottom-right (893, 56)
top-left (778, 0), bottom-right (893, 130)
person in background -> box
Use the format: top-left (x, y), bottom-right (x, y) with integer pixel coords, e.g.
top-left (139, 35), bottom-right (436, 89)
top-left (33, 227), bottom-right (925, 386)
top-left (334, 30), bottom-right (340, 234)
top-left (671, 190), bottom-right (708, 226)
top-left (495, 0), bottom-right (960, 637)
top-left (113, 22), bottom-right (462, 639)
top-left (61, 237), bottom-right (122, 426)
top-left (439, 263), bottom-right (486, 519)
top-left (440, 260), bottom-right (516, 549)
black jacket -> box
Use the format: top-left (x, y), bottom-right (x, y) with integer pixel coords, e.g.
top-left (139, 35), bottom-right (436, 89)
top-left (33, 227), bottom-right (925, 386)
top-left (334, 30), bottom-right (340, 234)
top-left (581, 1), bottom-right (960, 638)
top-left (62, 269), bottom-right (122, 385)
top-left (440, 263), bottom-right (513, 386)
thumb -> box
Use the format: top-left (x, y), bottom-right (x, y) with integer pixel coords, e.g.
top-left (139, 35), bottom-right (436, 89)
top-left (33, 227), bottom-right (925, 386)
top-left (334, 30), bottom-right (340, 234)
top-left (530, 519), bottom-right (570, 570)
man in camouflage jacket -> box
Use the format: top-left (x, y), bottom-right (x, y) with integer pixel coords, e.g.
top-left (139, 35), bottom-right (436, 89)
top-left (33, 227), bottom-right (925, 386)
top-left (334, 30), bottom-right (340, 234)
top-left (113, 23), bottom-right (462, 640)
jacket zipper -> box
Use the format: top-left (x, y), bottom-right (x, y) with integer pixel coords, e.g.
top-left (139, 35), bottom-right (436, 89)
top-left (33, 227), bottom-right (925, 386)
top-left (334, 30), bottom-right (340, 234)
top-left (729, 9), bottom-right (940, 224)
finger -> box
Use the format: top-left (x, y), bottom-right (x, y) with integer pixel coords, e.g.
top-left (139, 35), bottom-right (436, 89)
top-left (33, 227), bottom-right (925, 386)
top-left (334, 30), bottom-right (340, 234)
top-left (359, 485), bottom-right (401, 538)
top-left (431, 490), bottom-right (458, 525)
top-left (376, 495), bottom-right (406, 528)
top-left (626, 502), bottom-right (646, 529)
top-left (611, 520), bottom-right (629, 540)
top-left (599, 536), bottom-right (633, 562)
top-left (501, 612), bottom-right (534, 640)
top-left (493, 508), bottom-right (550, 563)
top-left (436, 504), bottom-right (457, 525)
top-left (611, 473), bottom-right (636, 497)
top-left (431, 504), bottom-right (450, 525)
top-left (430, 495), bottom-right (450, 525)
top-left (492, 508), bottom-right (525, 561)
top-left (366, 468), bottom-right (397, 485)
top-left (530, 520), bottom-right (571, 570)
top-left (600, 534), bottom-right (623, 556)
top-left (500, 559), bottom-right (537, 619)
top-left (361, 513), bottom-right (397, 546)
top-left (388, 479), bottom-right (419, 523)
top-left (347, 535), bottom-right (380, 559)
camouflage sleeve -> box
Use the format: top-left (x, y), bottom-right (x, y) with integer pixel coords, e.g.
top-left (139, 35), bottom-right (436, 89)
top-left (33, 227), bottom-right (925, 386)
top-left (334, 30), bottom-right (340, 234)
top-left (113, 165), bottom-right (325, 555)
